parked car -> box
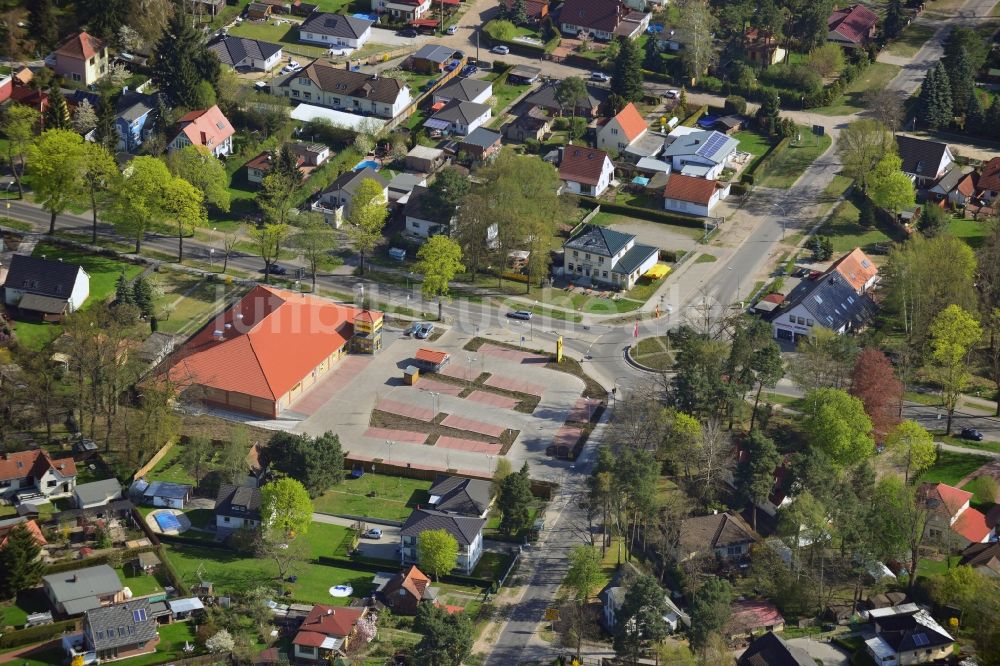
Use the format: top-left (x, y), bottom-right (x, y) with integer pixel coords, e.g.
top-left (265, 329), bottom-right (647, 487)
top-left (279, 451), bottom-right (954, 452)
top-left (453, 50), bottom-right (465, 60)
top-left (460, 64), bottom-right (477, 78)
top-left (507, 310), bottom-right (533, 321)
top-left (260, 264), bottom-right (288, 276)
top-left (404, 323), bottom-right (419, 336)
top-left (491, 45), bottom-right (510, 55)
top-left (446, 25), bottom-right (457, 34)
top-left (288, 59), bottom-right (301, 69)
top-left (364, 528), bottom-right (383, 539)
top-left (414, 323), bottom-right (435, 339)
top-left (590, 71), bottom-right (609, 82)
top-left (388, 247), bottom-right (406, 261)
top-left (445, 59), bottom-right (460, 72)
top-left (961, 427), bottom-right (984, 441)
top-left (664, 89), bottom-right (680, 99)
top-left (399, 28), bottom-right (418, 37)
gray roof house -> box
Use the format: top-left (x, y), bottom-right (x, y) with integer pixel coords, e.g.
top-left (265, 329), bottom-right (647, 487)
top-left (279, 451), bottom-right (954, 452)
top-left (562, 224), bottom-right (659, 290)
top-left (2, 254), bottom-right (90, 318)
top-left (425, 100), bottom-right (492, 136)
top-left (139, 480), bottom-right (192, 508)
top-left (662, 129), bottom-right (738, 179)
top-left (83, 599), bottom-right (160, 661)
top-left (43, 565), bottom-right (125, 615)
top-left (215, 484), bottom-right (262, 530)
top-left (427, 475), bottom-right (492, 517)
top-left (400, 508), bottom-right (487, 574)
top-left (433, 78), bottom-right (493, 106)
top-left (316, 167), bottom-right (390, 224)
top-left (73, 479), bottom-right (122, 510)
top-left (207, 35), bottom-right (283, 71)
top-left (410, 44), bottom-right (456, 71)
top-left (299, 12), bottom-right (373, 48)
top-left (895, 135), bottom-right (955, 186)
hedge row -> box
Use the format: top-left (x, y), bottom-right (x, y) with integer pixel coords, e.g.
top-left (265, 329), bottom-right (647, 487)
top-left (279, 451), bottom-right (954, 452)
top-left (741, 137), bottom-right (791, 185)
top-left (316, 555), bottom-right (493, 589)
top-left (43, 546), bottom-right (158, 574)
top-left (577, 198), bottom-right (706, 229)
top-left (681, 105), bottom-right (708, 127)
top-left (0, 619), bottom-right (78, 648)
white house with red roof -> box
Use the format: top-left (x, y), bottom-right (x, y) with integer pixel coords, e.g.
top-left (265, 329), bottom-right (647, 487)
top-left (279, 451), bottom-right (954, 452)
top-left (662, 173), bottom-right (728, 217)
top-left (827, 4), bottom-right (878, 48)
top-left (558, 146), bottom-right (616, 197)
top-left (167, 105), bottom-right (235, 158)
top-left (168, 285), bottom-right (382, 418)
top-left (370, 0), bottom-right (432, 21)
top-left (0, 450), bottom-right (77, 501)
top-left (293, 605), bottom-right (369, 662)
top-left (559, 0), bottom-right (649, 40)
top-left (918, 482), bottom-right (993, 548)
top-left (52, 32), bottom-right (108, 86)
top-left (596, 102), bottom-right (649, 154)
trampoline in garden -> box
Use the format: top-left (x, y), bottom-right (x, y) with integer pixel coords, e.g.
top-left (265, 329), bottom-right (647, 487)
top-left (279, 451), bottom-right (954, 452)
top-left (155, 512), bottom-right (182, 532)
top-left (329, 585), bottom-right (353, 597)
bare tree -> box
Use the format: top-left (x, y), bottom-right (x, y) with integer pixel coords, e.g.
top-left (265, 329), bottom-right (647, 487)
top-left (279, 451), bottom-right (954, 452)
top-left (697, 419), bottom-right (731, 500)
top-left (863, 88), bottom-right (905, 132)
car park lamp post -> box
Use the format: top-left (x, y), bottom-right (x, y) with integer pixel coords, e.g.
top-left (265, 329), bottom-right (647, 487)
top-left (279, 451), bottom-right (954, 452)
top-left (773, 202), bottom-right (788, 240)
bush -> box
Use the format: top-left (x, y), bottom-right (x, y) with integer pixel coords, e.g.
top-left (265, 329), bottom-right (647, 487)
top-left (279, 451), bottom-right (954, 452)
top-left (484, 19), bottom-right (516, 41)
top-left (0, 619), bottom-right (79, 648)
top-left (759, 63), bottom-right (823, 94)
top-left (725, 95), bottom-right (747, 115)
top-left (577, 199), bottom-right (705, 229)
top-left (681, 104), bottom-right (708, 127)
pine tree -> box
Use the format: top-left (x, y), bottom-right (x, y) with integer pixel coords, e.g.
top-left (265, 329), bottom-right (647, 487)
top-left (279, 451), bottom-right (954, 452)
top-left (610, 37), bottom-right (644, 102)
top-left (0, 524), bottom-right (45, 599)
top-left (28, 0), bottom-right (58, 51)
top-left (78, 0), bottom-right (130, 40)
top-left (152, 12), bottom-right (210, 107)
top-left (509, 0), bottom-right (528, 26)
top-left (133, 276), bottom-right (154, 316)
top-left (115, 273), bottom-right (134, 306)
top-left (93, 94), bottom-right (118, 153)
top-left (44, 86), bottom-right (71, 131)
top-left (917, 63), bottom-right (952, 129)
top-left (643, 34), bottom-right (661, 72)
top-left (884, 0), bottom-right (904, 40)
top-left (966, 88), bottom-right (986, 135)
top-left (947, 46), bottom-right (976, 116)
top-left (986, 96), bottom-right (1000, 140)
top-left (275, 145), bottom-right (301, 184)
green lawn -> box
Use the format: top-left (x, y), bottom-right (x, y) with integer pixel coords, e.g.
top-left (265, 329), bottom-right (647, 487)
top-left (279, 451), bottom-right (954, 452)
top-left (885, 22), bottom-right (936, 58)
top-left (162, 522), bottom-right (374, 605)
top-left (153, 271), bottom-right (246, 337)
top-left (755, 128), bottom-right (832, 188)
top-left (10, 243), bottom-right (143, 350)
top-left (147, 443), bottom-right (196, 486)
top-left (915, 555), bottom-right (962, 578)
top-left (228, 21), bottom-right (327, 58)
top-left (916, 450), bottom-right (986, 487)
top-left (490, 81), bottom-right (531, 115)
top-left (820, 198), bottom-right (893, 253)
top-left (948, 216), bottom-right (989, 248)
top-left (116, 567), bottom-right (166, 597)
top-left (14, 622), bottom-right (198, 666)
top-left (812, 62), bottom-right (902, 116)
top-left (313, 474), bottom-right (432, 521)
top-left (631, 335), bottom-right (673, 371)
top-left (732, 129), bottom-right (777, 172)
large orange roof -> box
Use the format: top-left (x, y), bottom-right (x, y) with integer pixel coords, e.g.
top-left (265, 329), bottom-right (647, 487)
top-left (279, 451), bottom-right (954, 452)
top-left (55, 32), bottom-right (106, 60)
top-left (170, 285), bottom-right (381, 401)
top-left (953, 507), bottom-right (991, 543)
top-left (830, 248), bottom-right (878, 293)
top-left (612, 103), bottom-right (648, 143)
top-left (175, 105), bottom-right (235, 150)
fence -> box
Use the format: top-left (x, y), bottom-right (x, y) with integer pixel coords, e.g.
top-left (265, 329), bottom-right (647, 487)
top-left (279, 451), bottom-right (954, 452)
top-left (383, 56), bottom-right (465, 133)
top-left (133, 438), bottom-right (177, 481)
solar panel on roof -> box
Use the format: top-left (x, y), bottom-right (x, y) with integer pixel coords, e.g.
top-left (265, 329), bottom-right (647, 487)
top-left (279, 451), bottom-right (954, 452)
top-left (695, 132), bottom-right (728, 158)
top-left (913, 633), bottom-right (929, 647)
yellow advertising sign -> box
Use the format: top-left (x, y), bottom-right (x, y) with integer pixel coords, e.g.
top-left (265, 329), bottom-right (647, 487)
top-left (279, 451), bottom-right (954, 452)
top-left (556, 336), bottom-right (563, 363)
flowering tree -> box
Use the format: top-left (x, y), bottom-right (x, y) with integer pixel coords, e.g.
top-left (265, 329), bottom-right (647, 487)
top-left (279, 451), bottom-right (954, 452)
top-left (205, 629), bottom-right (235, 653)
top-left (356, 612), bottom-right (378, 644)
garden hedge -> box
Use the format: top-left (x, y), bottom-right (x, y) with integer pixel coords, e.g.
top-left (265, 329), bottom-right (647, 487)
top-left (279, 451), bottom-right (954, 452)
top-left (577, 198), bottom-right (707, 229)
top-left (316, 556), bottom-right (493, 589)
top-left (741, 136), bottom-right (791, 185)
top-left (681, 105), bottom-right (708, 127)
top-left (0, 619), bottom-right (78, 648)
top-left (43, 546), bottom-right (158, 574)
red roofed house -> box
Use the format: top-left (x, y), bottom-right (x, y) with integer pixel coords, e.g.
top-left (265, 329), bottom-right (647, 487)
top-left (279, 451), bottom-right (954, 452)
top-left (0, 450), bottom-right (77, 501)
top-left (918, 482), bottom-right (993, 548)
top-left (827, 4), bottom-right (878, 48)
top-left (293, 604), bottom-right (369, 662)
top-left (726, 600), bottom-right (785, 640)
top-left (977, 157), bottom-right (1000, 202)
top-left (829, 247), bottom-right (879, 294)
top-left (0, 519), bottom-right (47, 549)
top-left (559, 146), bottom-right (616, 197)
top-left (376, 564), bottom-right (438, 614)
top-left (504, 0), bottom-right (548, 20)
top-left (596, 102), bottom-right (649, 154)
top-left (168, 285), bottom-right (383, 418)
top-left (559, 0), bottom-right (649, 41)
top-left (52, 32), bottom-right (109, 86)
top-left (663, 173), bottom-right (728, 217)
top-left (167, 105), bottom-right (235, 158)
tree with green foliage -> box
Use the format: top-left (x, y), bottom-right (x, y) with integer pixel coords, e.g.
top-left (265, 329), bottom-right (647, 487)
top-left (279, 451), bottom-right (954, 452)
top-left (807, 42), bottom-right (844, 79)
top-left (413, 602), bottom-right (474, 665)
top-left (132, 275), bottom-right (154, 317)
top-left (182, 434), bottom-right (213, 486)
top-left (676, 0), bottom-right (718, 77)
top-left (802, 387), bottom-right (875, 467)
top-left (508, 0), bottom-right (528, 25)
top-left (1, 105), bottom-right (39, 200)
top-left (643, 33), bottom-right (662, 72)
top-left (945, 45), bottom-right (976, 116)
top-left (28, 0), bottom-right (58, 51)
top-left (78, 0), bottom-right (130, 40)
top-left (27, 129), bottom-right (87, 234)
top-left (248, 222), bottom-right (292, 284)
top-left (869, 153), bottom-right (916, 215)
top-left (291, 216), bottom-right (338, 291)
top-left (164, 175), bottom-right (207, 262)
top-left (688, 578), bottom-right (732, 651)
top-left (756, 88), bottom-right (781, 136)
top-left (917, 202), bottom-right (949, 237)
top-left (736, 430), bottom-right (781, 530)
top-left (72, 98), bottom-right (98, 134)
top-left (613, 573), bottom-right (672, 660)
top-left (152, 11), bottom-right (220, 107)
top-left (44, 85), bottom-right (70, 131)
top-left (929, 304), bottom-right (982, 434)
top-left (943, 27), bottom-right (989, 85)
top-left (0, 523), bottom-right (45, 599)
top-left (261, 478), bottom-right (312, 538)
top-left (858, 195), bottom-right (877, 229)
top-left (166, 145), bottom-right (231, 213)
top-left (416, 235), bottom-right (464, 321)
top-left (671, 336), bottom-right (730, 419)
top-left (966, 88), bottom-right (986, 134)
top-left (420, 166), bottom-right (469, 225)
top-left (884, 0), bottom-right (905, 39)
top-left (610, 37), bottom-right (643, 103)
top-left (726, 317), bottom-right (783, 430)
top-left (837, 119), bottom-right (894, 192)
top-left (108, 156), bottom-right (172, 253)
top-left (265, 430), bottom-right (344, 497)
top-left (92, 94), bottom-right (119, 154)
top-left (873, 476), bottom-right (928, 589)
top-left (115, 273), bottom-right (134, 307)
top-left (498, 462), bottom-right (533, 536)
top-left (886, 420), bottom-right (935, 483)
top-left (565, 545), bottom-right (602, 603)
top-left (417, 529), bottom-right (459, 581)
top-left (488, 19), bottom-right (516, 41)
top-left (554, 76), bottom-right (589, 121)
top-left (346, 178), bottom-right (388, 275)
top-left (917, 62), bottom-right (953, 129)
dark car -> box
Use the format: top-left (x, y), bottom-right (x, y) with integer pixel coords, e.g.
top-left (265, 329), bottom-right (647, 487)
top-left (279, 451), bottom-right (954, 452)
top-left (460, 64), bottom-right (478, 78)
top-left (260, 264), bottom-right (288, 276)
top-left (399, 28), bottom-right (418, 37)
top-left (961, 427), bottom-right (984, 441)
top-left (506, 310), bottom-right (533, 321)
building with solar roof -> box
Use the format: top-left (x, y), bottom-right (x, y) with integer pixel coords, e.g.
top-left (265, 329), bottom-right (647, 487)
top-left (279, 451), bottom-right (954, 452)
top-left (662, 129), bottom-right (738, 180)
top-left (81, 599), bottom-right (160, 662)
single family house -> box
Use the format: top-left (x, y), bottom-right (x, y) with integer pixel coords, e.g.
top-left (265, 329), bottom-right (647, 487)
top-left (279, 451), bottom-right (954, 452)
top-left (207, 35), bottom-right (283, 72)
top-left (865, 609), bottom-right (954, 665)
top-left (374, 564), bottom-right (438, 615)
top-left (278, 62), bottom-right (412, 119)
top-left (827, 4), bottom-right (878, 48)
top-left (299, 13), bottom-right (373, 49)
top-left (918, 482), bottom-right (993, 548)
top-left (293, 605), bottom-right (369, 662)
top-left (458, 127), bottom-right (502, 162)
top-left (559, 0), bottom-right (649, 40)
top-left (596, 102), bottom-right (649, 155)
top-left (662, 129), bottom-right (738, 180)
top-left (0, 449), bottom-right (77, 501)
top-left (433, 78), bottom-right (492, 106)
top-left (371, 0), bottom-right (432, 21)
top-left (400, 508), bottom-right (486, 575)
top-left (427, 475), bottom-right (492, 517)
top-left (663, 173), bottom-right (728, 217)
top-left (81, 600), bottom-right (160, 662)
top-left (895, 135), bottom-right (954, 188)
top-left (559, 146), bottom-right (616, 197)
top-left (425, 100), bottom-right (491, 136)
top-left (52, 32), bottom-right (108, 86)
top-left (215, 484), bottom-right (262, 530)
top-left (674, 512), bottom-right (757, 564)
top-left (562, 224), bottom-right (658, 290)
top-left (317, 167), bottom-right (389, 224)
top-left (2, 254), bottom-right (90, 321)
top-left (43, 565), bottom-right (125, 615)
top-left (167, 105), bottom-right (235, 157)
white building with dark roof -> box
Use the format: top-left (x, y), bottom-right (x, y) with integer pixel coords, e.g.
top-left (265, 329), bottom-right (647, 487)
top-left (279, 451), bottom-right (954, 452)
top-left (400, 508), bottom-right (486, 574)
top-left (562, 224), bottom-right (658, 290)
top-left (299, 12), bottom-right (373, 49)
top-left (661, 129), bottom-right (738, 180)
top-left (2, 254), bottom-right (90, 319)
top-left (278, 61), bottom-right (411, 119)
top-left (207, 35), bottom-right (283, 71)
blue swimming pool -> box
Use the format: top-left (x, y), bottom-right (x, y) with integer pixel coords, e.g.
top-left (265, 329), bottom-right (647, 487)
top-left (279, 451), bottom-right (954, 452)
top-left (154, 512), bottom-right (181, 531)
top-left (354, 160), bottom-right (380, 171)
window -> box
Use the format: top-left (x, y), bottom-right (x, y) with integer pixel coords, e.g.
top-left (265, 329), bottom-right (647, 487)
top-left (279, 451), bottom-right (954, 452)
top-left (72, 73), bottom-right (82, 82)
top-left (572, 251), bottom-right (578, 257)
top-left (223, 516), bottom-right (230, 523)
top-left (598, 257), bottom-right (604, 263)
top-left (292, 90), bottom-right (300, 98)
top-left (567, 263), bottom-right (574, 270)
top-left (322, 34), bottom-right (328, 40)
top-left (611, 128), bottom-right (618, 135)
top-left (304, 92), bottom-right (312, 100)
top-left (47, 480), bottom-right (57, 487)
top-left (90, 57), bottom-right (95, 65)
top-left (806, 319), bottom-right (813, 326)
top-left (602, 271), bottom-right (608, 278)
top-left (585, 253), bottom-right (590, 260)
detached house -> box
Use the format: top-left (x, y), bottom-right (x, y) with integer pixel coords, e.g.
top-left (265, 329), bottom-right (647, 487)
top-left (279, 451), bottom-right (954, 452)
top-left (663, 173), bottom-right (728, 217)
top-left (918, 482), bottom-right (993, 548)
top-left (738, 632), bottom-right (814, 666)
top-left (299, 12), bottom-right (373, 49)
top-left (111, 91), bottom-right (157, 154)
top-left (278, 62), bottom-right (412, 119)
top-left (559, 0), bottom-right (650, 40)
top-left (375, 564), bottom-right (438, 615)
top-left (52, 32), bottom-right (108, 86)
top-left (662, 129), bottom-right (738, 180)
top-left (559, 146), bottom-right (616, 197)
top-left (433, 78), bottom-right (493, 106)
top-left (167, 105), bottom-right (235, 158)
top-left (215, 484), bottom-right (261, 530)
top-left (43, 565), bottom-right (125, 615)
top-left (827, 4), bottom-right (878, 48)
top-left (317, 167), bottom-right (389, 224)
top-left (76, 600), bottom-right (160, 662)
top-left (0, 450), bottom-right (77, 501)
top-left (207, 35), bottom-right (283, 72)
top-left (562, 224), bottom-right (658, 290)
top-left (978, 156), bottom-right (1000, 201)
top-left (865, 608), bottom-right (954, 665)
top-left (596, 102), bottom-right (648, 154)
top-left (400, 508), bottom-right (486, 574)
top-left (895, 135), bottom-right (954, 188)
top-left (2, 254), bottom-right (90, 320)
top-left (371, 0), bottom-right (432, 21)
top-left (293, 604), bottom-right (370, 662)
top-left (427, 475), bottom-right (492, 517)
top-left (425, 100), bottom-right (492, 136)
top-left (674, 512), bottom-right (757, 564)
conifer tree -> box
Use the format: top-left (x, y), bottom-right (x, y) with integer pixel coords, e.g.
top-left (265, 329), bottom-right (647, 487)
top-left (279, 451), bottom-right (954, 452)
top-left (947, 46), bottom-right (976, 116)
top-left (0, 524), bottom-right (45, 599)
top-left (28, 0), bottom-right (58, 51)
top-left (884, 0), bottom-right (904, 40)
top-left (152, 12), bottom-right (219, 107)
top-left (44, 86), bottom-right (71, 131)
top-left (917, 63), bottom-right (952, 129)
top-left (610, 37), bottom-right (644, 102)
top-left (92, 94), bottom-right (119, 153)
top-left (966, 88), bottom-right (985, 135)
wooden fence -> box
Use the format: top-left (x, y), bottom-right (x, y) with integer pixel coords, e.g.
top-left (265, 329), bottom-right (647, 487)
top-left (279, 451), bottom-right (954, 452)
top-left (133, 438), bottom-right (177, 481)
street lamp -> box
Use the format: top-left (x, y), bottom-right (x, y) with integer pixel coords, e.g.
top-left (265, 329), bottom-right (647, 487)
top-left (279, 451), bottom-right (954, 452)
top-left (773, 202), bottom-right (788, 240)
top-left (429, 391), bottom-right (440, 416)
top-left (729, 267), bottom-right (742, 307)
top-left (209, 247), bottom-right (215, 267)
top-left (467, 355), bottom-right (476, 384)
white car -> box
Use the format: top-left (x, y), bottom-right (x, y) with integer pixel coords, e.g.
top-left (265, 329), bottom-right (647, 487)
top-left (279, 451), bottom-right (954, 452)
top-left (364, 528), bottom-right (383, 539)
top-left (491, 45), bottom-right (510, 55)
top-left (446, 25), bottom-right (457, 35)
top-left (288, 60), bottom-right (301, 69)
top-left (590, 71), bottom-right (610, 82)
top-left (664, 89), bottom-right (680, 99)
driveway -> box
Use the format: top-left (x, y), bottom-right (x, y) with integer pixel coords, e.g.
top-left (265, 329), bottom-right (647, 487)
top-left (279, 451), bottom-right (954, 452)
top-left (370, 27), bottom-right (431, 47)
top-left (786, 638), bottom-right (851, 666)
